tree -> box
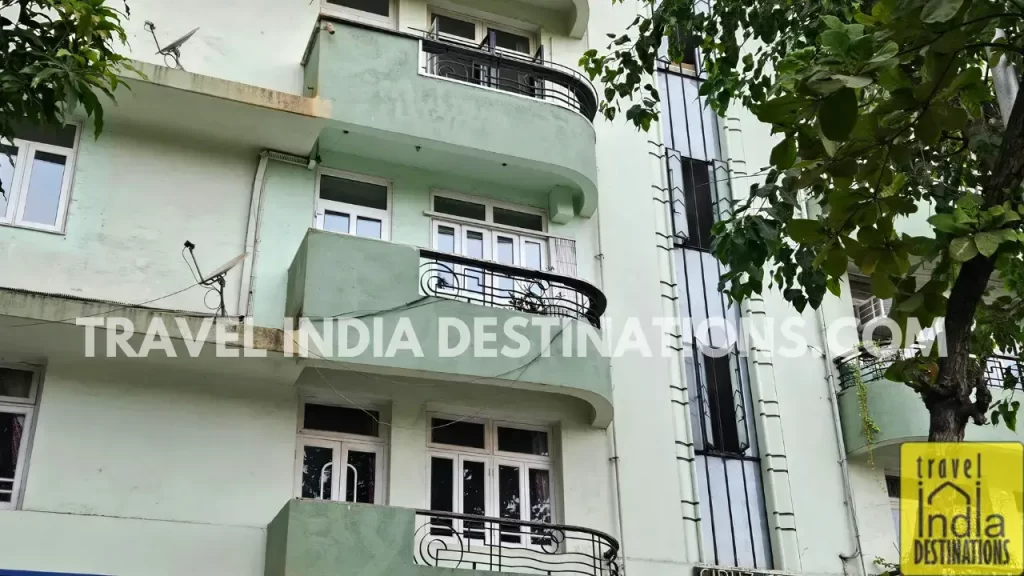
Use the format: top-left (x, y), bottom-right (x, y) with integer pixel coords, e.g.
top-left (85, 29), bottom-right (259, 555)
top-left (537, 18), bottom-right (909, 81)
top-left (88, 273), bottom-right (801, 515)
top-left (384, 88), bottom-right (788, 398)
top-left (1, 0), bottom-right (133, 195)
top-left (581, 0), bottom-right (1024, 441)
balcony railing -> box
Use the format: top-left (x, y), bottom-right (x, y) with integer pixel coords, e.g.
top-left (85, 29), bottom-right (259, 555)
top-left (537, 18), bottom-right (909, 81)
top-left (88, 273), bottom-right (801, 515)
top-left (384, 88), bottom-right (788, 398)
top-left (419, 249), bottom-right (607, 327)
top-left (413, 509), bottom-right (621, 575)
top-left (418, 30), bottom-right (598, 121)
top-left (835, 347), bottom-right (1024, 390)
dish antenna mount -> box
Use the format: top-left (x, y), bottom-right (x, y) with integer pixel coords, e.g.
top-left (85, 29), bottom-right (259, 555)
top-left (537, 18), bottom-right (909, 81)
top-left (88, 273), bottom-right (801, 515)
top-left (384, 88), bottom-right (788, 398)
top-left (184, 241), bottom-right (247, 317)
top-left (144, 21), bottom-right (199, 71)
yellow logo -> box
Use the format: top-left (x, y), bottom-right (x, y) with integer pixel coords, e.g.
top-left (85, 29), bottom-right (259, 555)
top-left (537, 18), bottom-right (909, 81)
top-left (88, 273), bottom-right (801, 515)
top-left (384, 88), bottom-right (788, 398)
top-left (901, 442), bottom-right (1024, 575)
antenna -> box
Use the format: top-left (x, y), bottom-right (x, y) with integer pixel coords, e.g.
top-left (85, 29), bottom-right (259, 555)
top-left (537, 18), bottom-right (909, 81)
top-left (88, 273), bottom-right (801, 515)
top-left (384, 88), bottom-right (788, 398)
top-left (144, 21), bottom-right (199, 71)
top-left (183, 241), bottom-right (247, 317)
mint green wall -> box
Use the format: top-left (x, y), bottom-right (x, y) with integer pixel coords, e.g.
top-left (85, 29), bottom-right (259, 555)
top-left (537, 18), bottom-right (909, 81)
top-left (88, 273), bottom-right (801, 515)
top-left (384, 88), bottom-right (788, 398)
top-left (838, 376), bottom-right (1024, 456)
top-left (266, 500), bottom-right (527, 576)
top-left (252, 154), bottom-right (601, 329)
top-left (307, 21), bottom-right (598, 216)
top-left (286, 229), bottom-right (612, 426)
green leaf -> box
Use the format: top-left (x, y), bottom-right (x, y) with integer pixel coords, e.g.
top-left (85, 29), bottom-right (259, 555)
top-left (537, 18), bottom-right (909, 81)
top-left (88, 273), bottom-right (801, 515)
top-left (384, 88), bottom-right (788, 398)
top-left (974, 231), bottom-right (1004, 257)
top-left (949, 236), bottom-right (978, 262)
top-left (770, 137), bottom-right (797, 169)
top-left (833, 75), bottom-right (873, 89)
top-left (821, 15), bottom-right (845, 30)
top-left (871, 273), bottom-right (897, 299)
top-left (819, 88), bottom-right (858, 142)
top-left (820, 30), bottom-right (850, 53)
top-left (920, 0), bottom-right (964, 23)
top-left (787, 219), bottom-right (823, 243)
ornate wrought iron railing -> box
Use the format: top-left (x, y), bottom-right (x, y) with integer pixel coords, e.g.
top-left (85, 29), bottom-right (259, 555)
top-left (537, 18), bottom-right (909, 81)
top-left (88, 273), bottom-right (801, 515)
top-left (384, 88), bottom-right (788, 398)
top-left (418, 29), bottom-right (599, 121)
top-left (835, 347), bottom-right (1024, 391)
top-left (413, 509), bottom-right (621, 575)
top-left (420, 249), bottom-right (607, 327)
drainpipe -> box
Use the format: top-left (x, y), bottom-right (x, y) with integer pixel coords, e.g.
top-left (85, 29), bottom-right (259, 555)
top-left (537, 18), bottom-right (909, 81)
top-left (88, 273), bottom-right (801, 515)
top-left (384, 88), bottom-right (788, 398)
top-left (807, 202), bottom-right (869, 576)
top-left (238, 150), bottom-right (315, 318)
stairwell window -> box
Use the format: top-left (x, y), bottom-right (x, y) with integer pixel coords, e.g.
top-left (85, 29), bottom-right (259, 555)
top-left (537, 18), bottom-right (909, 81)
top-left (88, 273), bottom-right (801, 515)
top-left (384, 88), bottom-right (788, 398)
top-left (427, 416), bottom-right (555, 544)
top-left (1, 122), bottom-right (79, 233)
top-left (321, 0), bottom-right (395, 28)
top-left (314, 170), bottom-right (391, 241)
top-left (295, 401), bottom-right (387, 505)
top-left (0, 363), bottom-right (40, 510)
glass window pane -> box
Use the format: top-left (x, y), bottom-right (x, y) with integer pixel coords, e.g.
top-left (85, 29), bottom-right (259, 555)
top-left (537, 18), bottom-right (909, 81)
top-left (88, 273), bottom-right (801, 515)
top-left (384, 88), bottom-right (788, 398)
top-left (326, 0), bottom-right (389, 17)
top-left (436, 15), bottom-right (475, 39)
top-left (355, 217), bottom-right (383, 239)
top-left (529, 469), bottom-right (552, 523)
top-left (465, 231), bottom-right (484, 259)
top-left (430, 457), bottom-right (455, 535)
top-left (705, 455), bottom-right (736, 566)
top-left (0, 144), bottom-right (17, 218)
top-left (437, 226), bottom-right (456, 253)
top-left (431, 418), bottom-right (485, 448)
top-left (495, 236), bottom-right (515, 265)
top-left (301, 445), bottom-right (334, 500)
top-left (462, 460), bottom-right (486, 540)
top-left (498, 464), bottom-right (523, 543)
top-left (346, 449), bottom-right (377, 503)
top-left (323, 211), bottom-right (350, 233)
top-left (434, 196), bottom-right (485, 220)
top-left (491, 29), bottom-right (530, 53)
top-left (497, 427), bottom-right (549, 456)
top-left (12, 121), bottom-right (76, 148)
top-left (493, 207), bottom-right (543, 231)
top-left (744, 460), bottom-right (773, 568)
top-left (0, 412), bottom-right (25, 503)
top-left (303, 403), bottom-right (379, 437)
top-left (21, 151), bottom-right (66, 226)
top-left (682, 159), bottom-right (715, 250)
top-left (726, 458), bottom-right (755, 567)
top-left (529, 468), bottom-right (553, 545)
top-left (319, 175), bottom-right (388, 209)
top-left (523, 241), bottom-right (543, 270)
top-left (0, 368), bottom-right (33, 399)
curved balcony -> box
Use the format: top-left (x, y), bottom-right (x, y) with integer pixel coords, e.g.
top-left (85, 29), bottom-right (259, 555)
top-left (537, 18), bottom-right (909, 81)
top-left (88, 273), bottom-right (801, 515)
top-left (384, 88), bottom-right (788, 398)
top-left (420, 249), bottom-right (606, 328)
top-left (287, 230), bottom-right (613, 426)
top-left (302, 19), bottom-right (599, 218)
top-left (835, 349), bottom-right (1024, 463)
top-left (413, 509), bottom-right (621, 575)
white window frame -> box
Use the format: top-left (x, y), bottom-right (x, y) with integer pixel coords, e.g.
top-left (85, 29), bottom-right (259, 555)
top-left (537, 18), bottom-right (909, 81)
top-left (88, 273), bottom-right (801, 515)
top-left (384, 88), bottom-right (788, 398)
top-left (320, 0), bottom-right (396, 29)
top-left (295, 399), bottom-right (388, 505)
top-left (430, 190), bottom-right (547, 233)
top-left (314, 168), bottom-right (392, 241)
top-left (0, 362), bottom-right (42, 511)
top-left (426, 414), bottom-right (557, 543)
top-left (1, 124), bottom-right (80, 234)
top-left (427, 8), bottom-right (537, 55)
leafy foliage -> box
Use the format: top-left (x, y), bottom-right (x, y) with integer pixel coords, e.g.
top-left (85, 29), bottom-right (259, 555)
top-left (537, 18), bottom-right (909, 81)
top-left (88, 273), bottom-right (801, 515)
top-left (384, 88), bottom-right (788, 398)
top-left (583, 0), bottom-right (1024, 439)
top-left (1, 0), bottom-right (136, 173)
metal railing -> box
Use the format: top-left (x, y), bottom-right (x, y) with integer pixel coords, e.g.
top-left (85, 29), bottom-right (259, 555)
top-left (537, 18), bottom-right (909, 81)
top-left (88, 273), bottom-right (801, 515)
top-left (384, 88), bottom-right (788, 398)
top-left (419, 249), bottom-right (606, 328)
top-left (413, 509), bottom-right (621, 575)
top-left (835, 347), bottom-right (1024, 390)
top-left (418, 29), bottom-right (598, 121)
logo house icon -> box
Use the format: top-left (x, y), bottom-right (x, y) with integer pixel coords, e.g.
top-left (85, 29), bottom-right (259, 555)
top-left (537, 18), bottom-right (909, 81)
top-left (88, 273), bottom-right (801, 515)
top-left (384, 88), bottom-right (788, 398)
top-left (901, 442), bottom-right (1024, 576)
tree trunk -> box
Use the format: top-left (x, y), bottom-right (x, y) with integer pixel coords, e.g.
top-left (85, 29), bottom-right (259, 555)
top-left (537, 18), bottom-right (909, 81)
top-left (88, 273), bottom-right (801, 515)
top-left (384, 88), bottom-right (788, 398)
top-left (927, 397), bottom-right (969, 441)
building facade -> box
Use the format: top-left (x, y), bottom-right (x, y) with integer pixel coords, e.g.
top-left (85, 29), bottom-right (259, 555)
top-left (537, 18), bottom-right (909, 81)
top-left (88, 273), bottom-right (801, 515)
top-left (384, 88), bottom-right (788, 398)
top-left (0, 1), bottom-right (1021, 576)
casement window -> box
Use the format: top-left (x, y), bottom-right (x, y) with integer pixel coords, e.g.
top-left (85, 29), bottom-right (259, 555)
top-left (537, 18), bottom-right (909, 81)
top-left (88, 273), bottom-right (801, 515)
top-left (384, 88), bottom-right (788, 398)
top-left (427, 416), bottom-right (555, 545)
top-left (0, 363), bottom-right (40, 510)
top-left (426, 11), bottom-right (539, 98)
top-left (314, 170), bottom-right (391, 241)
top-left (295, 401), bottom-right (386, 505)
top-left (850, 275), bottom-right (891, 334)
top-left (321, 0), bottom-right (395, 28)
top-left (0, 122), bottom-right (79, 233)
top-left (431, 192), bottom-right (547, 269)
top-left (886, 474), bottom-right (901, 535)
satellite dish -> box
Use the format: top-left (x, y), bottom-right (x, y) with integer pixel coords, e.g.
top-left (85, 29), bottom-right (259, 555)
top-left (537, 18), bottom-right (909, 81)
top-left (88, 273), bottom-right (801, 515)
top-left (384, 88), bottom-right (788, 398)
top-left (202, 253), bottom-right (248, 284)
top-left (143, 21), bottom-right (199, 70)
top-left (162, 27), bottom-right (200, 55)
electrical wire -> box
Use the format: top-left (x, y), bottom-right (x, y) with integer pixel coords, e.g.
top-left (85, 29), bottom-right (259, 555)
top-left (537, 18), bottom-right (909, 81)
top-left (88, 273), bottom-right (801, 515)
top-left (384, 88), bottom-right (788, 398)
top-left (6, 283), bottom-right (201, 329)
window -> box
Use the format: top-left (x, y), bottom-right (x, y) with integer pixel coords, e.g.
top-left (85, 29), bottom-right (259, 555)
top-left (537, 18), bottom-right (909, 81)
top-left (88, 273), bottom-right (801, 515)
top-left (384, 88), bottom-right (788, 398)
top-left (314, 170), bottom-right (391, 241)
top-left (1, 122), bottom-right (79, 233)
top-left (295, 401), bottom-right (386, 504)
top-left (0, 363), bottom-right (40, 510)
top-left (321, 0), bottom-right (394, 28)
top-left (426, 11), bottom-right (539, 99)
top-left (886, 474), bottom-right (901, 535)
top-left (431, 193), bottom-right (547, 271)
top-left (850, 275), bottom-right (891, 334)
top-left (427, 416), bottom-right (555, 545)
